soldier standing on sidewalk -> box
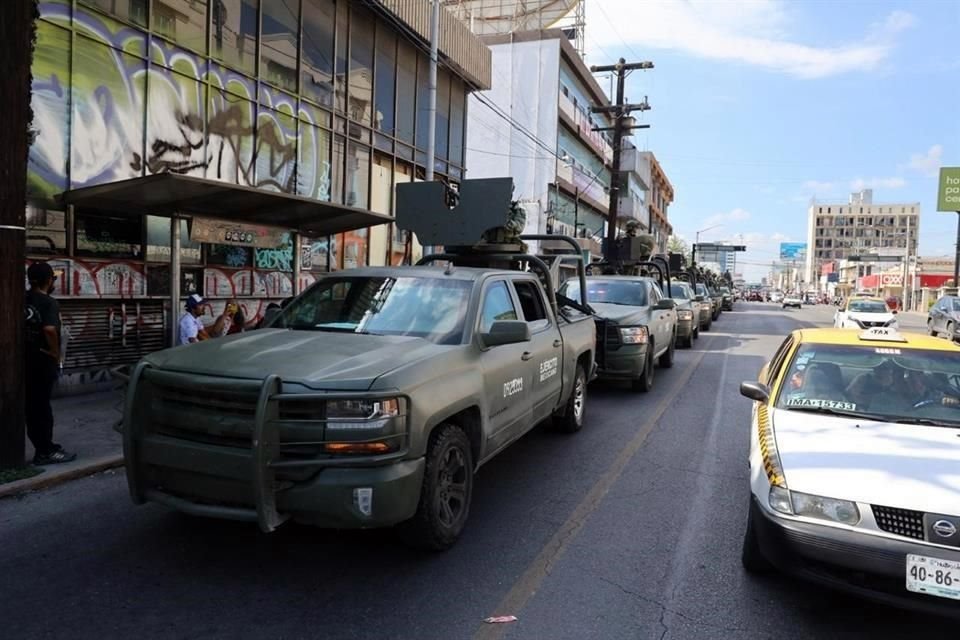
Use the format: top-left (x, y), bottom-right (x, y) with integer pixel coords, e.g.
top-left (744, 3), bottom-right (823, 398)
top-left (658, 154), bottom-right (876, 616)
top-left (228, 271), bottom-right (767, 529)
top-left (24, 261), bottom-right (76, 465)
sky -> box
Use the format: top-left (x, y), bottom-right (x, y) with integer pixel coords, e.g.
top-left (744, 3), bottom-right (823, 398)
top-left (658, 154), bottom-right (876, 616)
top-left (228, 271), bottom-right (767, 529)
top-left (582, 0), bottom-right (960, 281)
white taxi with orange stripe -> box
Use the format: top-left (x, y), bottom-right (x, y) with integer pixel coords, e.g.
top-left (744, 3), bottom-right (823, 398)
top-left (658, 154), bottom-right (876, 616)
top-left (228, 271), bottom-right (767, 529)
top-left (740, 327), bottom-right (960, 617)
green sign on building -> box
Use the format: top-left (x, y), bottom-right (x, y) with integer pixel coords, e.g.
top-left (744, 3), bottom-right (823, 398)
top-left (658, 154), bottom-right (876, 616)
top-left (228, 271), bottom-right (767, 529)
top-left (938, 167), bottom-right (960, 212)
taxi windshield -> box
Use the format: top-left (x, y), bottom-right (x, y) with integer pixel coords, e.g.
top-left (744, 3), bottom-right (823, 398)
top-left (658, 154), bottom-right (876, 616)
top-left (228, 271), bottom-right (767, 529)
top-left (848, 300), bottom-right (889, 313)
top-left (775, 343), bottom-right (960, 425)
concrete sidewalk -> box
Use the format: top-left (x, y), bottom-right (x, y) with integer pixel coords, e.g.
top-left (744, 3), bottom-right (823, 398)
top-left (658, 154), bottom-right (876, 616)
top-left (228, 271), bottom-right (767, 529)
top-left (0, 390), bottom-right (124, 498)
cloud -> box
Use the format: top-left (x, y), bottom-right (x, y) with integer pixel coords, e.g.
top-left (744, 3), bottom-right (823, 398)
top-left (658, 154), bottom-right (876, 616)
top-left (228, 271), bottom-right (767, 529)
top-left (701, 207), bottom-right (751, 228)
top-left (849, 176), bottom-right (907, 191)
top-left (904, 144), bottom-right (943, 177)
top-left (585, 1), bottom-right (916, 79)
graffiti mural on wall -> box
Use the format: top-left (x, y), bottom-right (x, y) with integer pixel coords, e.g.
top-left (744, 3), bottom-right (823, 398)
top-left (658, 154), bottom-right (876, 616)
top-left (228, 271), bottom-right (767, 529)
top-left (29, 3), bottom-right (331, 202)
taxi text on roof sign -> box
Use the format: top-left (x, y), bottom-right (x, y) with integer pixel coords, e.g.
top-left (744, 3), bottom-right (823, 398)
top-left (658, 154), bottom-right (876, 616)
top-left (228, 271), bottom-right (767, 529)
top-left (858, 327), bottom-right (907, 343)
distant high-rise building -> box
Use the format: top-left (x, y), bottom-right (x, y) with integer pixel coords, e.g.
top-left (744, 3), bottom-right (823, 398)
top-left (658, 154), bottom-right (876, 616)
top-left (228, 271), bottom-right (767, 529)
top-left (805, 190), bottom-right (919, 285)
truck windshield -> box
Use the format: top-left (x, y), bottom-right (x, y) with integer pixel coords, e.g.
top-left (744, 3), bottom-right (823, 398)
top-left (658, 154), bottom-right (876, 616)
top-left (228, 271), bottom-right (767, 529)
top-left (563, 280), bottom-right (648, 307)
top-left (669, 284), bottom-right (690, 299)
top-left (274, 276), bottom-right (472, 345)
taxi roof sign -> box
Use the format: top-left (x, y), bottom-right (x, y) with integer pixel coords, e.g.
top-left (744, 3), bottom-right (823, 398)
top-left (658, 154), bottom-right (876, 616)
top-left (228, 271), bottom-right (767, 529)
top-left (858, 327), bottom-right (907, 342)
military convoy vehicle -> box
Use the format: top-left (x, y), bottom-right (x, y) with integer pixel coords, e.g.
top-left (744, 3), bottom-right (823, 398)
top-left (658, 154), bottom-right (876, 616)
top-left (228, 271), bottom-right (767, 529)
top-left (121, 178), bottom-right (595, 550)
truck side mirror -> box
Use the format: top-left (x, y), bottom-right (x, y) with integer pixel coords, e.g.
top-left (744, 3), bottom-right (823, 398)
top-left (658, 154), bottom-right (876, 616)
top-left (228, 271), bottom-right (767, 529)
top-left (695, 295), bottom-right (705, 302)
top-left (654, 299), bottom-right (676, 310)
top-left (480, 320), bottom-right (531, 348)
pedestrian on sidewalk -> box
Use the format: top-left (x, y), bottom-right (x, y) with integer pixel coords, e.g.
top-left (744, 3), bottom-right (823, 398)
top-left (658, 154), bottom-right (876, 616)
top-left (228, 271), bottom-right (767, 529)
top-left (24, 261), bottom-right (77, 465)
top-left (178, 294), bottom-right (230, 344)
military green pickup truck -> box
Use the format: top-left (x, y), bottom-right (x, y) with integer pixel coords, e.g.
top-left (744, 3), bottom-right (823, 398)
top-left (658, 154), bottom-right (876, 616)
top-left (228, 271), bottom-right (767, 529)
top-left (121, 178), bottom-right (596, 551)
top-left (560, 275), bottom-right (677, 392)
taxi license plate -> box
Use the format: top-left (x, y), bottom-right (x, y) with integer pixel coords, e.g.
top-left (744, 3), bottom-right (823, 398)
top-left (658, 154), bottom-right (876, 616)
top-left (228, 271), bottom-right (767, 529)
top-left (906, 554), bottom-right (960, 600)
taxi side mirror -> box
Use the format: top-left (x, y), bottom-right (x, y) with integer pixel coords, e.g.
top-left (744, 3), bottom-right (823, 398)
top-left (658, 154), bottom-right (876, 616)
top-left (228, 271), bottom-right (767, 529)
top-left (740, 381), bottom-right (770, 403)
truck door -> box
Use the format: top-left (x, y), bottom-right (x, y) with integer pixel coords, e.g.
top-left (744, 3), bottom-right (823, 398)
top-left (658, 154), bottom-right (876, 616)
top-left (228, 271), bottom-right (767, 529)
top-left (477, 279), bottom-right (533, 451)
top-left (512, 278), bottom-right (564, 425)
top-left (648, 281), bottom-right (671, 354)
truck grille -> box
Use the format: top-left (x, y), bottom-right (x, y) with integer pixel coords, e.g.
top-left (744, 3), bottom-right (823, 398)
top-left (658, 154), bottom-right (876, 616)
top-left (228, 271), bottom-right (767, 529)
top-left (872, 505), bottom-right (925, 540)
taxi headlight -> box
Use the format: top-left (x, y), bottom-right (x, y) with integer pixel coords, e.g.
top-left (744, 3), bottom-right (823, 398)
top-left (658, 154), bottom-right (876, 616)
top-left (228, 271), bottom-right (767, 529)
top-left (619, 326), bottom-right (649, 344)
top-left (790, 491), bottom-right (860, 525)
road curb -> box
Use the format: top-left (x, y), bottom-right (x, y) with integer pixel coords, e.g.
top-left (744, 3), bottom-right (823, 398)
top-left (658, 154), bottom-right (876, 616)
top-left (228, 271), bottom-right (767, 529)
top-left (0, 453), bottom-right (124, 499)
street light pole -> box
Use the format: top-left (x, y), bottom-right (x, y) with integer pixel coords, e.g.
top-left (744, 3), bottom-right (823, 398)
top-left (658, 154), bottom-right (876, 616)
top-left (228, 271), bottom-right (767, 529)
top-left (693, 224), bottom-right (723, 266)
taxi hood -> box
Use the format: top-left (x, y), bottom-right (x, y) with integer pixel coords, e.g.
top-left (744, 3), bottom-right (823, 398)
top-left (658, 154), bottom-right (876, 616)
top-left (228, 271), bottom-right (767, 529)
top-left (771, 408), bottom-right (960, 514)
top-left (144, 329), bottom-right (447, 390)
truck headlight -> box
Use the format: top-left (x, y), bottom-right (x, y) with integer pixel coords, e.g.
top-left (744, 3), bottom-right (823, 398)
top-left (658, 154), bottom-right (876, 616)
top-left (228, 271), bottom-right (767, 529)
top-left (677, 309), bottom-right (693, 320)
top-left (619, 326), bottom-right (649, 344)
top-left (324, 398), bottom-right (405, 454)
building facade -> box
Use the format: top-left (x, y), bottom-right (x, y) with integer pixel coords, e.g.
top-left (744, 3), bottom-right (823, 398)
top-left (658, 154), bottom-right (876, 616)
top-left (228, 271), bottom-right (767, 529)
top-left (466, 30), bottom-right (657, 258)
top-left (25, 0), bottom-right (489, 392)
top-left (805, 189), bottom-right (920, 286)
top-left (637, 151), bottom-right (673, 253)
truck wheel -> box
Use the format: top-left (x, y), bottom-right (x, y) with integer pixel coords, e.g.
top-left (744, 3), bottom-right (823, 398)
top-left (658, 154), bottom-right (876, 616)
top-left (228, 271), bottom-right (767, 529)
top-left (632, 347), bottom-right (655, 392)
top-left (692, 325), bottom-right (699, 341)
top-left (398, 423), bottom-right (474, 551)
top-left (741, 504), bottom-right (772, 573)
top-left (659, 332), bottom-right (676, 368)
top-left (553, 363), bottom-right (587, 433)
top-left (703, 318), bottom-right (711, 332)
top-left (928, 319), bottom-right (937, 337)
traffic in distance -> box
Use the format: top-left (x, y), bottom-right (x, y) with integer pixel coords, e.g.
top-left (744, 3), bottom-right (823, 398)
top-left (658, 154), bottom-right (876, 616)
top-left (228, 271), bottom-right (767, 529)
top-left (115, 179), bottom-right (960, 620)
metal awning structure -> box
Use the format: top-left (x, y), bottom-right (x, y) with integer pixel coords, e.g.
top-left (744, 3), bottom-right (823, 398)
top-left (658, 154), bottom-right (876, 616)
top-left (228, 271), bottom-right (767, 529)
top-left (57, 173), bottom-right (392, 237)
top-left (57, 173), bottom-right (394, 348)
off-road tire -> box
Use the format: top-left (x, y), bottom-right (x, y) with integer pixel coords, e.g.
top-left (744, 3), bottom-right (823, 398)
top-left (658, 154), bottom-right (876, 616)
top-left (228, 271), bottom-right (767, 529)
top-left (632, 346), bottom-right (655, 392)
top-left (741, 504), bottom-right (773, 573)
top-left (659, 332), bottom-right (676, 368)
top-left (928, 319), bottom-right (937, 337)
top-left (553, 364), bottom-right (587, 433)
top-left (692, 325), bottom-right (700, 341)
top-left (947, 322), bottom-right (954, 341)
top-left (398, 424), bottom-right (473, 551)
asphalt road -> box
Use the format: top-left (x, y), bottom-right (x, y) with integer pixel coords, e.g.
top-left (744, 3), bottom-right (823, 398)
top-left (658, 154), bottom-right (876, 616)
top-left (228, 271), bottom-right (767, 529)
top-left (1, 302), bottom-right (953, 639)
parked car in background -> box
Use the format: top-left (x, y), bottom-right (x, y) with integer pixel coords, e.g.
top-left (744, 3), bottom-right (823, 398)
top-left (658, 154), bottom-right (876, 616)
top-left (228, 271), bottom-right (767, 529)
top-left (928, 295), bottom-right (960, 341)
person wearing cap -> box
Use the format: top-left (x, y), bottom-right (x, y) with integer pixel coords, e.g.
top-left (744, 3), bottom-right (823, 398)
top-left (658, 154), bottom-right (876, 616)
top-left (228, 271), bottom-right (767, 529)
top-left (179, 294), bottom-right (231, 345)
top-left (25, 261), bottom-right (76, 465)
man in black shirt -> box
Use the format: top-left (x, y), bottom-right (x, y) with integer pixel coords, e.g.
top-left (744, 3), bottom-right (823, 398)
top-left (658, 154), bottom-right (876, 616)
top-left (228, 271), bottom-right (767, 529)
top-left (25, 262), bottom-right (76, 464)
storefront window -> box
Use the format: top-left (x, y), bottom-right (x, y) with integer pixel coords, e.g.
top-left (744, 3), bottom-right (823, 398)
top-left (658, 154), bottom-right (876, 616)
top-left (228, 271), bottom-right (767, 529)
top-left (207, 243), bottom-right (253, 267)
top-left (29, 21), bottom-right (71, 201)
top-left (261, 0), bottom-right (299, 92)
top-left (374, 27), bottom-right (396, 136)
top-left (302, 0), bottom-right (335, 107)
top-left (331, 134), bottom-right (345, 204)
top-left (346, 141), bottom-right (370, 209)
top-left (153, 0), bottom-right (207, 53)
top-left (76, 213), bottom-right (142, 259)
top-left (297, 119), bottom-right (332, 201)
top-left (212, 0), bottom-right (258, 76)
top-left (256, 105), bottom-right (298, 192)
top-left (334, 0), bottom-right (348, 114)
top-left (26, 206), bottom-right (67, 256)
top-left (349, 6), bottom-right (374, 126)
top-left (396, 40), bottom-right (415, 145)
top-left (81, 0), bottom-right (148, 27)
top-left (145, 216), bottom-right (201, 263)
top-left (390, 162), bottom-right (412, 265)
top-left (344, 229), bottom-right (368, 269)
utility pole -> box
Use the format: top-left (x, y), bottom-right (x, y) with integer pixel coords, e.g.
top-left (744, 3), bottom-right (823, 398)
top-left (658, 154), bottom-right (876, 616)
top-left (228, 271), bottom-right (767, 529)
top-left (421, 0), bottom-right (440, 255)
top-left (590, 58), bottom-right (653, 263)
top-left (0, 0), bottom-right (38, 469)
